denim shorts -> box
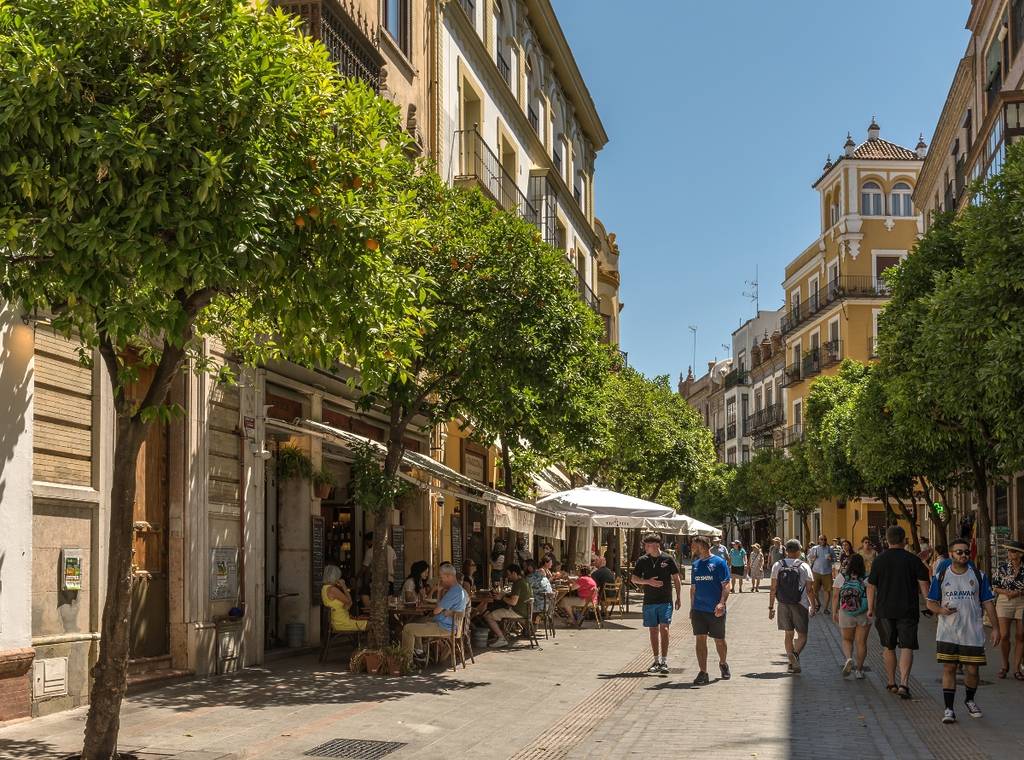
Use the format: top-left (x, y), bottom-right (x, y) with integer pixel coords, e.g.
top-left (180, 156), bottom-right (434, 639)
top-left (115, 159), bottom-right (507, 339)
top-left (642, 602), bottom-right (673, 627)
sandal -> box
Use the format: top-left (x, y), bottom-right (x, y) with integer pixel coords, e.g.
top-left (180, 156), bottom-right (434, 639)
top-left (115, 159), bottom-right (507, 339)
top-left (1014, 671), bottom-right (1024, 682)
top-left (886, 683), bottom-right (899, 694)
top-left (998, 668), bottom-right (1009, 679)
top-left (897, 685), bottom-right (912, 700)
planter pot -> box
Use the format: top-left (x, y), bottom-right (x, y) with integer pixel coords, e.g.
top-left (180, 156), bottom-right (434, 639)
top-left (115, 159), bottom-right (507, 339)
top-left (361, 650), bottom-right (383, 674)
top-left (315, 483), bottom-right (333, 500)
top-left (385, 655), bottom-right (403, 676)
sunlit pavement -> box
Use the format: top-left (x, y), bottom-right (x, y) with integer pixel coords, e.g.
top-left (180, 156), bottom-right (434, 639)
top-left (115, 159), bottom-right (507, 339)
top-left (1, 583), bottom-right (1021, 760)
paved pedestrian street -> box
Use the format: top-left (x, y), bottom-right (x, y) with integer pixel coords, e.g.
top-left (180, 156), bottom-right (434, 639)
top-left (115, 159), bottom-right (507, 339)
top-left (3, 583), bottom-right (1021, 760)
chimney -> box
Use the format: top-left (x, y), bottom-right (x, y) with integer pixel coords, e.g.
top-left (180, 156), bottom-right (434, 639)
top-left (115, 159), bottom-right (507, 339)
top-left (916, 133), bottom-right (928, 159)
top-left (844, 132), bottom-right (856, 158)
top-left (867, 117), bottom-right (880, 142)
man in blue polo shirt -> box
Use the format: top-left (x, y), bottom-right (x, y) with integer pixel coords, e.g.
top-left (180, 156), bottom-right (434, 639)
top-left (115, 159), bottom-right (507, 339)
top-left (690, 535), bottom-right (731, 685)
top-left (401, 563), bottom-right (468, 661)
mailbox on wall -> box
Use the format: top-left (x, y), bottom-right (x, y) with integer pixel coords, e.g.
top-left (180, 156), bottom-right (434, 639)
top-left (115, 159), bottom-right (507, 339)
top-left (60, 548), bottom-right (83, 591)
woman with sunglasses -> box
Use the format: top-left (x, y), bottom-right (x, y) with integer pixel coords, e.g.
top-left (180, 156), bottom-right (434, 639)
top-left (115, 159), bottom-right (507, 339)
top-left (992, 540), bottom-right (1024, 680)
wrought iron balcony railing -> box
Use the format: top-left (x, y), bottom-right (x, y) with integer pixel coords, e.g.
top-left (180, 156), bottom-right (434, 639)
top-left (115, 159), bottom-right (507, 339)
top-left (714, 428), bottom-right (725, 447)
top-left (726, 421), bottom-right (737, 440)
top-left (455, 128), bottom-right (538, 226)
top-left (724, 368), bottom-right (749, 389)
top-left (497, 51), bottom-right (511, 85)
top-left (781, 276), bottom-right (892, 335)
top-left (801, 347), bottom-right (821, 378)
top-left (528, 106), bottom-right (539, 133)
top-left (527, 173), bottom-right (557, 247)
top-left (782, 424), bottom-right (804, 447)
top-left (576, 273), bottom-right (600, 314)
top-left (275, 0), bottom-right (383, 91)
top-left (781, 360), bottom-right (802, 388)
top-left (822, 339), bottom-right (843, 369)
top-left (745, 403), bottom-right (784, 434)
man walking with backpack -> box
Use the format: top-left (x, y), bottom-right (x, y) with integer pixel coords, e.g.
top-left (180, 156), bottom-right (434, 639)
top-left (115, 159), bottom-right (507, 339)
top-left (926, 537), bottom-right (1000, 724)
top-left (769, 539), bottom-right (816, 673)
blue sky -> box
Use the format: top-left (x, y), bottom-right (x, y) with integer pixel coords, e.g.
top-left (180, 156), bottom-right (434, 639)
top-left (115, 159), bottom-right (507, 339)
top-left (552, 0), bottom-right (971, 382)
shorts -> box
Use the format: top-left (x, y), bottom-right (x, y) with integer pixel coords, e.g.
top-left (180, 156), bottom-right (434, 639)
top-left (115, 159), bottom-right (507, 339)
top-left (837, 611), bottom-right (870, 629)
top-left (731, 565), bottom-right (746, 577)
top-left (690, 609), bottom-right (726, 639)
top-left (642, 602), bottom-right (673, 627)
top-left (776, 602), bottom-right (809, 634)
top-left (487, 607), bottom-right (523, 623)
top-left (995, 594), bottom-right (1024, 620)
top-left (875, 616), bottom-right (919, 650)
top-left (936, 640), bottom-right (986, 666)
top-left (812, 572), bottom-right (833, 594)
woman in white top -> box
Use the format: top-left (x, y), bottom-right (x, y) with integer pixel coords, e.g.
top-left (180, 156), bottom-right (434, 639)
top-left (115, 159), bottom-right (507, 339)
top-left (401, 560), bottom-right (431, 603)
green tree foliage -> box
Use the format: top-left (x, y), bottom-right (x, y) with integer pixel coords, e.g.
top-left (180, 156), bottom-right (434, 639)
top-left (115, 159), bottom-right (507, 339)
top-left (581, 367), bottom-right (716, 507)
top-left (772, 443), bottom-right (826, 539)
top-left (690, 461), bottom-right (736, 528)
top-left (0, 2), bottom-right (424, 754)
top-left (804, 360), bottom-right (870, 502)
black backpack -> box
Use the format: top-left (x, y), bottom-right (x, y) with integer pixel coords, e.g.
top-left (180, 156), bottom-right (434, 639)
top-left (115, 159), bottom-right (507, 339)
top-left (775, 559), bottom-right (805, 605)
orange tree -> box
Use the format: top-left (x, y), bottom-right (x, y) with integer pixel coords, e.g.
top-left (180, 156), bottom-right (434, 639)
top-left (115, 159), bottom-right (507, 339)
top-left (0, 1), bottom-right (425, 756)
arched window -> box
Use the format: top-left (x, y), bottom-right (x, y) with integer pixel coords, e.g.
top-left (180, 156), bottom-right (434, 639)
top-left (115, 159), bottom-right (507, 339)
top-left (861, 181), bottom-right (883, 216)
top-left (890, 182), bottom-right (913, 217)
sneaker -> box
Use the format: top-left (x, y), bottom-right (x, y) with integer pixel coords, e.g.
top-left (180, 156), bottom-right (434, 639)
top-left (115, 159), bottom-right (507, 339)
top-left (658, 662), bottom-right (670, 674)
top-left (791, 652), bottom-right (802, 674)
top-left (854, 669), bottom-right (866, 680)
top-left (965, 700), bottom-right (983, 719)
top-left (488, 637), bottom-right (509, 648)
top-left (693, 671), bottom-right (710, 685)
top-left (647, 661), bottom-right (661, 674)
top-left (842, 658), bottom-right (854, 677)
top-left (719, 662), bottom-right (731, 680)
top-left (942, 709), bottom-right (957, 724)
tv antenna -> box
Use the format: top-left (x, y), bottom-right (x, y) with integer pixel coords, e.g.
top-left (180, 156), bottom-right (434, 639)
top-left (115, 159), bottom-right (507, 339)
top-left (688, 325), bottom-right (697, 374)
top-left (743, 265), bottom-right (760, 313)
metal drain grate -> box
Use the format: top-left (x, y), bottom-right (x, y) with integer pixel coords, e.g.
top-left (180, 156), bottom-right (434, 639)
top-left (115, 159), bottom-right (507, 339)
top-left (304, 738), bottom-right (407, 759)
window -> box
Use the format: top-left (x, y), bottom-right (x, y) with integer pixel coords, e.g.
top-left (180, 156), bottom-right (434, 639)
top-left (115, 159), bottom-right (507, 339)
top-left (996, 483), bottom-right (1009, 527)
top-left (741, 446), bottom-right (750, 464)
top-left (754, 387), bottom-right (763, 411)
top-left (384, 0), bottom-right (409, 54)
top-left (861, 181), bottom-right (883, 216)
top-left (741, 394), bottom-right (749, 436)
top-left (793, 400), bottom-right (802, 426)
top-left (890, 182), bottom-right (913, 217)
top-left (765, 381), bottom-right (773, 408)
top-left (726, 397), bottom-right (737, 440)
top-left (874, 254), bottom-right (902, 291)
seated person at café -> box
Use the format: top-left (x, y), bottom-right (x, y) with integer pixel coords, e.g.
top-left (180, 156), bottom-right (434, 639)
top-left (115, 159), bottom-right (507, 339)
top-left (459, 560), bottom-right (478, 593)
top-left (482, 564), bottom-right (532, 648)
top-left (591, 556), bottom-right (616, 591)
top-left (321, 565), bottom-right (367, 632)
top-left (525, 559), bottom-right (553, 614)
top-left (550, 560), bottom-right (569, 581)
top-left (401, 563), bottom-right (468, 661)
top-left (558, 566), bottom-right (598, 620)
top-left (541, 543), bottom-right (556, 563)
top-left (536, 555), bottom-right (555, 581)
top-left (401, 560), bottom-right (432, 603)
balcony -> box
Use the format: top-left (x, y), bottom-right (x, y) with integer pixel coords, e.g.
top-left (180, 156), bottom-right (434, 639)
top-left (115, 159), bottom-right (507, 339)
top-left (726, 421), bottom-right (737, 440)
top-left (576, 273), bottom-right (600, 314)
top-left (724, 368), bottom-right (749, 389)
top-left (782, 424), bottom-right (804, 447)
top-left (528, 106), bottom-right (539, 133)
top-left (497, 51), bottom-right (511, 85)
top-left (801, 347), bottom-right (821, 378)
top-left (714, 428), bottom-right (725, 447)
top-left (869, 336), bottom-right (878, 358)
top-left (275, 0), bottom-right (383, 91)
top-left (780, 276), bottom-right (890, 336)
top-left (987, 68), bottom-right (1003, 112)
top-left (455, 128), bottom-right (538, 226)
top-left (781, 360), bottom-right (802, 388)
top-left (528, 173), bottom-right (557, 247)
top-left (822, 339), bottom-right (843, 369)
top-left (745, 403), bottom-right (784, 434)
top-left (553, 149), bottom-right (562, 174)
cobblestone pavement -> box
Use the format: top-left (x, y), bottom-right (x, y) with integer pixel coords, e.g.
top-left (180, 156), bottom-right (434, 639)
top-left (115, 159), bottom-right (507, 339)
top-left (1, 583), bottom-right (1021, 760)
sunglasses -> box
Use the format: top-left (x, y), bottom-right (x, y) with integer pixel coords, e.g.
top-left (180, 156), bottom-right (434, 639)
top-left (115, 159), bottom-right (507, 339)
top-left (951, 549), bottom-right (970, 556)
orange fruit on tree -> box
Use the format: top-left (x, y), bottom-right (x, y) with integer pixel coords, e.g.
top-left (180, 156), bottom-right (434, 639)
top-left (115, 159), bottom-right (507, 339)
top-left (366, 239), bottom-right (379, 251)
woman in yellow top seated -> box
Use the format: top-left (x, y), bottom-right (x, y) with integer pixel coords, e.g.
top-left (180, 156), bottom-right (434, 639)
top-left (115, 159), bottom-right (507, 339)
top-left (321, 565), bottom-right (367, 632)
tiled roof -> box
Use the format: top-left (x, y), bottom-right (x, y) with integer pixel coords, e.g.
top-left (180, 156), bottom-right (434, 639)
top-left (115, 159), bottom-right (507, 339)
top-left (851, 138), bottom-right (919, 160)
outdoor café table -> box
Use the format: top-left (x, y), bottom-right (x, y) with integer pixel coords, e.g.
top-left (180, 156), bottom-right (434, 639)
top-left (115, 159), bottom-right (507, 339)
top-left (388, 602), bottom-right (435, 639)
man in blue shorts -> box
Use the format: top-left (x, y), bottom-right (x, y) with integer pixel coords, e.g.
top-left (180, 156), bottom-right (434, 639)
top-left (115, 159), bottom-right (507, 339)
top-left (631, 534), bottom-right (682, 674)
top-left (690, 535), bottom-right (731, 685)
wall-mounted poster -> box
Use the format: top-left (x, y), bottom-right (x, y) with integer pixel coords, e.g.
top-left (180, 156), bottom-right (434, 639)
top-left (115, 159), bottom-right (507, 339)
top-left (209, 547), bottom-right (239, 601)
top-left (61, 548), bottom-right (83, 591)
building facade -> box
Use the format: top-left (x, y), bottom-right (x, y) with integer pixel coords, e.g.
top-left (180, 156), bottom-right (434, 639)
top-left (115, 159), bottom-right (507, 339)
top-left (778, 120), bottom-right (926, 543)
top-left (724, 310), bottom-right (782, 466)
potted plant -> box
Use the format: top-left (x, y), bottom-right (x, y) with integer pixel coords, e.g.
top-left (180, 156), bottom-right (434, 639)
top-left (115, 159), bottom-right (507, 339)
top-left (312, 468), bottom-right (336, 500)
top-left (381, 643), bottom-right (410, 676)
top-left (277, 444), bottom-right (313, 481)
top-left (358, 648), bottom-right (384, 675)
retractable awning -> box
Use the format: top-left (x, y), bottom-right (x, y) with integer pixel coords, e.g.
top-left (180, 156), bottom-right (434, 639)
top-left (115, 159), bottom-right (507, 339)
top-left (537, 485), bottom-right (676, 529)
top-left (297, 419), bottom-right (565, 540)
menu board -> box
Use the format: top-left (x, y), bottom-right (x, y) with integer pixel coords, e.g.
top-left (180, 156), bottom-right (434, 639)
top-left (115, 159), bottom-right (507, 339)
top-left (392, 525), bottom-right (406, 579)
top-left (451, 515), bottom-right (463, 569)
top-left (311, 515), bottom-right (325, 600)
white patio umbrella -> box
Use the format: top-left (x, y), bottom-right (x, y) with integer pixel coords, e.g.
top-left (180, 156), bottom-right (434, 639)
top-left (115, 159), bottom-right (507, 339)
top-left (679, 514), bottom-right (722, 537)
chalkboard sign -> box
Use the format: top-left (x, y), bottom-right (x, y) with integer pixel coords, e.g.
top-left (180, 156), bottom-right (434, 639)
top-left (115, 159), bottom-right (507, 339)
top-left (392, 525), bottom-right (406, 580)
top-left (311, 515), bottom-right (325, 601)
top-left (451, 514), bottom-right (463, 569)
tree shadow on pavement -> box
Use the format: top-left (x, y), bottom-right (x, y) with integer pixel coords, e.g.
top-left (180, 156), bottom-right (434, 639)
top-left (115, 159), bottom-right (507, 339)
top-left (0, 738), bottom-right (62, 760)
top-left (130, 655), bottom-right (489, 714)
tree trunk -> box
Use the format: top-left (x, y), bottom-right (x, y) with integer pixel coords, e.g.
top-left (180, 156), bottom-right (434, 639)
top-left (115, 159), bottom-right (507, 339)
top-left (892, 494), bottom-right (922, 552)
top-left (970, 454), bottom-right (992, 575)
top-left (500, 438), bottom-right (514, 496)
top-left (81, 416), bottom-right (147, 759)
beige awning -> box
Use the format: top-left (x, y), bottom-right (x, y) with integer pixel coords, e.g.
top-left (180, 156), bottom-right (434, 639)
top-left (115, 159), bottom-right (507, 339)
top-left (298, 419), bottom-right (565, 541)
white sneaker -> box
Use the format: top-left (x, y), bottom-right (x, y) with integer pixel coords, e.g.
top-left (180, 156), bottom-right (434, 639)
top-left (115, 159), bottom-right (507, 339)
top-left (942, 709), bottom-right (957, 724)
top-left (842, 658), bottom-right (853, 677)
top-left (488, 637), bottom-right (509, 648)
top-left (854, 669), bottom-right (865, 680)
top-left (965, 700), bottom-right (983, 719)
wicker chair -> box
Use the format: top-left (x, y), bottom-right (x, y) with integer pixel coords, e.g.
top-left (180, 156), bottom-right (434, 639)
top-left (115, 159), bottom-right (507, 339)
top-left (423, 609), bottom-right (472, 671)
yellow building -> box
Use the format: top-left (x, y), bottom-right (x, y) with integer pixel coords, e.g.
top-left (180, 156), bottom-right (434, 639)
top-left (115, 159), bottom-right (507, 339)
top-left (779, 120), bottom-right (926, 544)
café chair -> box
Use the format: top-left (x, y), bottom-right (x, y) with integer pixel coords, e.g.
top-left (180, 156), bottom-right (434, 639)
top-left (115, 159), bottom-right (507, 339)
top-left (423, 609), bottom-right (472, 672)
top-left (500, 599), bottom-right (540, 649)
top-left (319, 604), bottom-right (365, 664)
top-left (599, 580), bottom-right (623, 620)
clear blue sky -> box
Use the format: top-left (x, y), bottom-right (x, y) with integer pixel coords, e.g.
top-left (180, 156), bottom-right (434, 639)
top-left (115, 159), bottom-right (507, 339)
top-left (552, 0), bottom-right (970, 381)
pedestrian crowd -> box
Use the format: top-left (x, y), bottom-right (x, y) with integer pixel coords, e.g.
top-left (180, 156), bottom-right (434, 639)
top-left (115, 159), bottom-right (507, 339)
top-left (632, 527), bottom-right (1024, 728)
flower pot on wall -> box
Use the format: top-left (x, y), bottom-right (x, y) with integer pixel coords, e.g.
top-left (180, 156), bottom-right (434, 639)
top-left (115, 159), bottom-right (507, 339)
top-left (315, 483), bottom-right (333, 500)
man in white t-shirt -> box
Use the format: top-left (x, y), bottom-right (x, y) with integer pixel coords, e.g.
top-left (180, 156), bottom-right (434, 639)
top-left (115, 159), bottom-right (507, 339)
top-left (926, 537), bottom-right (1000, 725)
top-left (807, 535), bottom-right (836, 614)
top-left (769, 539), bottom-right (816, 673)
top-left (361, 531), bottom-right (397, 595)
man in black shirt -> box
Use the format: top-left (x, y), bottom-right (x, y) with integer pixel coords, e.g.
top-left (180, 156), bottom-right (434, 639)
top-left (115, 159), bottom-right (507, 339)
top-left (631, 534), bottom-right (682, 674)
top-left (591, 556), bottom-right (616, 590)
top-left (867, 525), bottom-right (931, 699)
